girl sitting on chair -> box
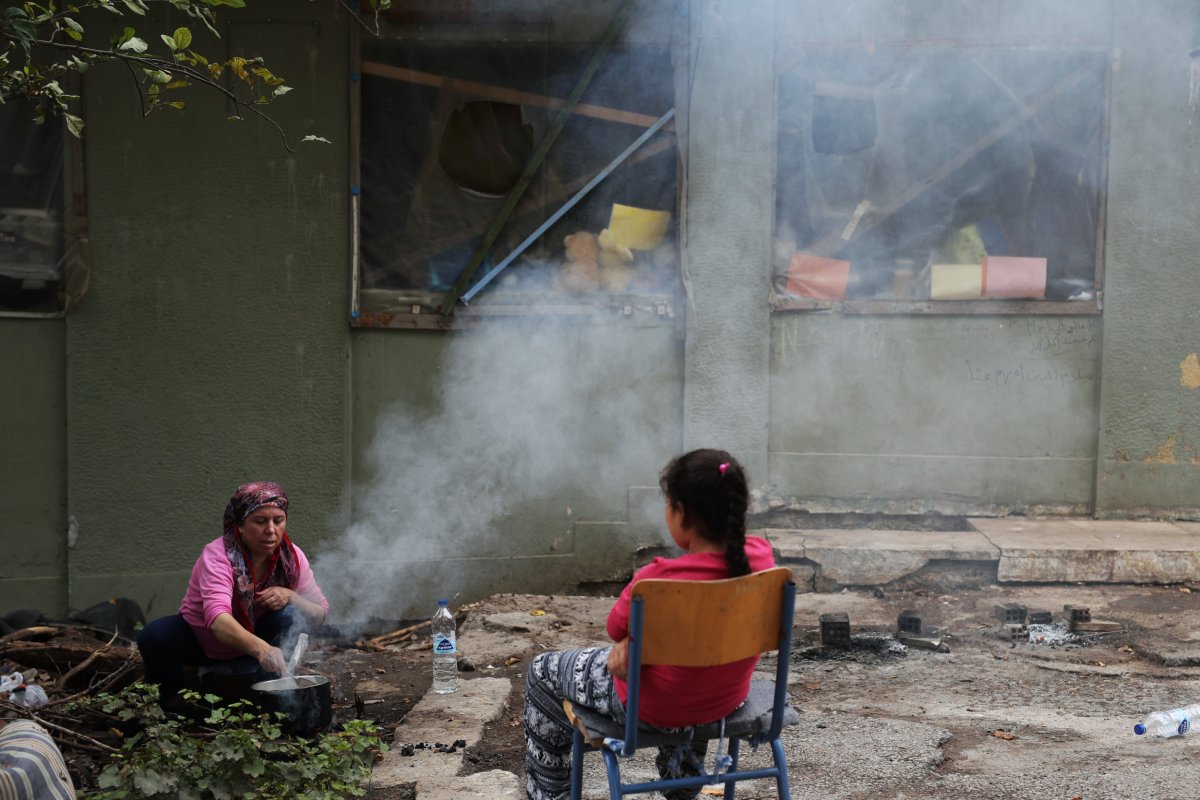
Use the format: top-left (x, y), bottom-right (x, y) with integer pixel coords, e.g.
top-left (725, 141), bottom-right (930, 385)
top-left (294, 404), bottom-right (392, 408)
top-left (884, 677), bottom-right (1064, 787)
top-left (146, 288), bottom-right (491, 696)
top-left (523, 449), bottom-right (776, 800)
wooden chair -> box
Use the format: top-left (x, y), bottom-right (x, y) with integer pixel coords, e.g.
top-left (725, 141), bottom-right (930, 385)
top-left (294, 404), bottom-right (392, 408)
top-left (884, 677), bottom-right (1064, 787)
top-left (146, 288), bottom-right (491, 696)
top-left (563, 566), bottom-right (799, 800)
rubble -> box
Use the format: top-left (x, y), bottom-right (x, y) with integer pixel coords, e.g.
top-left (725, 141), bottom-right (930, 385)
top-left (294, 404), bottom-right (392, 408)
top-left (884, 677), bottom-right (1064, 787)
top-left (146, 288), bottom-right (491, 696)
top-left (398, 739), bottom-right (469, 757)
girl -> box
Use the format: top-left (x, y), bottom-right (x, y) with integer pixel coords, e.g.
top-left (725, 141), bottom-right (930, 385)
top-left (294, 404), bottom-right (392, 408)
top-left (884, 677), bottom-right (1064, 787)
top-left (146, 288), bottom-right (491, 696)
top-left (523, 449), bottom-right (776, 800)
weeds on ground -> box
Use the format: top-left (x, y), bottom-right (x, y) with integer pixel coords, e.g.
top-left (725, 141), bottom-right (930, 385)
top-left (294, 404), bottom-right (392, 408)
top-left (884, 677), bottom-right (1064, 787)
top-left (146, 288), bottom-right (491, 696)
top-left (67, 683), bottom-right (386, 799)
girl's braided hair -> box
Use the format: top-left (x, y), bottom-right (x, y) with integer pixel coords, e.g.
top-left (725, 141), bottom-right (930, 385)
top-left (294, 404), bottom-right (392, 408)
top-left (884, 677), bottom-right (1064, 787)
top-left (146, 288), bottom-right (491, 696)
top-left (659, 448), bottom-right (751, 577)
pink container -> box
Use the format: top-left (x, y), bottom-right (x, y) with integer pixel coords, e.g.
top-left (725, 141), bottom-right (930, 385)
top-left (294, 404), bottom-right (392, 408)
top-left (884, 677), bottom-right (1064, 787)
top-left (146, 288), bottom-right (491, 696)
top-left (982, 256), bottom-right (1047, 299)
top-left (786, 254), bottom-right (851, 301)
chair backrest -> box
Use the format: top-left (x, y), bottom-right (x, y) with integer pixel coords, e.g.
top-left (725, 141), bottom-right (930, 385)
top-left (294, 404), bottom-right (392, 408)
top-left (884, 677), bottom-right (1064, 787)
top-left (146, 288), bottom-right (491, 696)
top-left (632, 566), bottom-right (794, 667)
top-left (615, 566), bottom-right (796, 755)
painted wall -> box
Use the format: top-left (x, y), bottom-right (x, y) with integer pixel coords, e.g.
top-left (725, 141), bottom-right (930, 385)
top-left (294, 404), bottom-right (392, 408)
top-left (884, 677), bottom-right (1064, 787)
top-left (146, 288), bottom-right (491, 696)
top-left (0, 321), bottom-right (68, 615)
top-left (342, 323), bottom-right (684, 620)
top-left (680, 0), bottom-right (776, 479)
top-left (6, 0), bottom-right (1200, 621)
top-left (770, 315), bottom-right (1100, 515)
top-left (64, 1), bottom-right (354, 618)
top-left (1096, 0), bottom-right (1200, 516)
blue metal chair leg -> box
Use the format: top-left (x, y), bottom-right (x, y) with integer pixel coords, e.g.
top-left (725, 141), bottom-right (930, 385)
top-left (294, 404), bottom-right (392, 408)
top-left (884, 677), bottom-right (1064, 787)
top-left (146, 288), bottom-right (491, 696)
top-left (601, 748), bottom-right (625, 799)
top-left (570, 730), bottom-right (586, 800)
top-left (724, 736), bottom-right (741, 800)
top-left (772, 736), bottom-right (792, 799)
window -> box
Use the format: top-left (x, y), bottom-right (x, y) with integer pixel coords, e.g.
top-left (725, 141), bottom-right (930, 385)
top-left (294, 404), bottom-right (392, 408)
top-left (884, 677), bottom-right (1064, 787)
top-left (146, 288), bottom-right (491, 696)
top-left (0, 100), bottom-right (80, 315)
top-left (353, 2), bottom-right (679, 326)
top-left (774, 42), bottom-right (1108, 311)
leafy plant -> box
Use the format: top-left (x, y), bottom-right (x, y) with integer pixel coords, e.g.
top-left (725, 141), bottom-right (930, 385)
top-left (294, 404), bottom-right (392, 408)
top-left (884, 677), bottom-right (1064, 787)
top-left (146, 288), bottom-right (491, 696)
top-left (72, 682), bottom-right (387, 800)
top-left (1, 0), bottom-right (392, 149)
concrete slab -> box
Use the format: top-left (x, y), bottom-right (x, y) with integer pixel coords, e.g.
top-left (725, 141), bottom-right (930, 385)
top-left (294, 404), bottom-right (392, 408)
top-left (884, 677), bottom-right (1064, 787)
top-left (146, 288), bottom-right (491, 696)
top-left (970, 518), bottom-right (1200, 582)
top-left (371, 677), bottom-right (512, 789)
top-left (765, 529), bottom-right (998, 585)
top-left (416, 769), bottom-right (523, 799)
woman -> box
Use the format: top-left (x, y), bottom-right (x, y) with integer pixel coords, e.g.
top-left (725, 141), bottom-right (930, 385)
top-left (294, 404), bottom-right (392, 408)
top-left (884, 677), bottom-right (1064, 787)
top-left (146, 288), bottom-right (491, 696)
top-left (137, 481), bottom-right (329, 706)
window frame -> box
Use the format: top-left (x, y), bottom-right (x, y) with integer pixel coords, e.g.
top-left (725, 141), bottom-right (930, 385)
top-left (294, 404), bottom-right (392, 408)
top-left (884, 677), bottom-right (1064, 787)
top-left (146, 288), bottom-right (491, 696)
top-left (348, 10), bottom-right (684, 332)
top-left (771, 33), bottom-right (1112, 317)
top-left (0, 102), bottom-right (86, 320)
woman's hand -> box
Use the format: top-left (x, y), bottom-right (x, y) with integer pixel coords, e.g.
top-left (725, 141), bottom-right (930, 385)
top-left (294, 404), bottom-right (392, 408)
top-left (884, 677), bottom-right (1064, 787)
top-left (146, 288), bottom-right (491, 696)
top-left (256, 643), bottom-right (287, 674)
top-left (607, 637), bottom-right (630, 681)
top-left (255, 586), bottom-right (294, 612)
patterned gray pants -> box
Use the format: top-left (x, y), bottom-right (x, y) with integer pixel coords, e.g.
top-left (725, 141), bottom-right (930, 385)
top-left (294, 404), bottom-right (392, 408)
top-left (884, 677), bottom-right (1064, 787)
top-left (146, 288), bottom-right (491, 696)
top-left (523, 647), bottom-right (708, 800)
top-left (524, 647), bottom-right (624, 800)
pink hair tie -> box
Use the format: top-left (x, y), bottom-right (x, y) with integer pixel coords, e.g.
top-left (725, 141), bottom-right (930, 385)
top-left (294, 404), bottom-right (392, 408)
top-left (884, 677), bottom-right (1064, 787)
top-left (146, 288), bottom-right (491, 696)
top-left (718, 462), bottom-right (730, 476)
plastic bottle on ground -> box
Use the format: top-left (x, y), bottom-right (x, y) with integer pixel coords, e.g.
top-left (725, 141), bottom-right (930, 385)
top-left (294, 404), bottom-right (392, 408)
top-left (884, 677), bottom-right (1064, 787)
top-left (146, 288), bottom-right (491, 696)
top-left (432, 599), bottom-right (458, 694)
top-left (1134, 703), bottom-right (1200, 737)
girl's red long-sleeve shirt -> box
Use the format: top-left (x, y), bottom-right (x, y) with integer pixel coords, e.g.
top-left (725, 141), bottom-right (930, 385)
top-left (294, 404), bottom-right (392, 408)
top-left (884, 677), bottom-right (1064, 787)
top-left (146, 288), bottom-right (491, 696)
top-left (606, 536), bottom-right (776, 728)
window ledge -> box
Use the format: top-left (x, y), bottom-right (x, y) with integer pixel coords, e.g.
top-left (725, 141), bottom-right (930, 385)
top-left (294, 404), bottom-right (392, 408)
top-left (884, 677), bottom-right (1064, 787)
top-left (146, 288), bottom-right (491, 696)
top-left (353, 290), bottom-right (679, 330)
top-left (772, 297), bottom-right (1101, 316)
top-left (0, 310), bottom-right (65, 320)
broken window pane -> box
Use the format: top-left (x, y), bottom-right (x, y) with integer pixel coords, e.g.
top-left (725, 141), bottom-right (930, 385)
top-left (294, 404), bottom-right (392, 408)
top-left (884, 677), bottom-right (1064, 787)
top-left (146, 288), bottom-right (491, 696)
top-left (775, 47), bottom-right (1107, 303)
top-left (357, 3), bottom-right (678, 314)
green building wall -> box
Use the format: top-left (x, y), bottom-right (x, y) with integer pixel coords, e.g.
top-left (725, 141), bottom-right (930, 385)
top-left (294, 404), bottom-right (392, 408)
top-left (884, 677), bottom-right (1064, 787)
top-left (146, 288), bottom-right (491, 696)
top-left (0, 0), bottom-right (1198, 620)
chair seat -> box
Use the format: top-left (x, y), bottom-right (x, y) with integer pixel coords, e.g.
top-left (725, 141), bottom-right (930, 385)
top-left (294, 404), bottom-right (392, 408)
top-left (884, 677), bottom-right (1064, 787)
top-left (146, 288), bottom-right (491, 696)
top-left (571, 679), bottom-right (800, 749)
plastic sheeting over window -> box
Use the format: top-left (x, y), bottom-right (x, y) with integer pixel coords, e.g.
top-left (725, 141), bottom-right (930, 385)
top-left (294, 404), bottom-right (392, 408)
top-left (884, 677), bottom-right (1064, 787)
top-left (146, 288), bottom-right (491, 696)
top-left (357, 8), bottom-right (678, 316)
top-left (775, 47), bottom-right (1108, 304)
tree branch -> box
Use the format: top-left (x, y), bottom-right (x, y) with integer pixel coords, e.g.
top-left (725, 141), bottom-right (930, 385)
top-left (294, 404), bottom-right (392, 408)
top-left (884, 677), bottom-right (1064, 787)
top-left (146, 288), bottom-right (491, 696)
top-left (337, 0), bottom-right (385, 35)
top-left (121, 56), bottom-right (149, 118)
top-left (9, 33), bottom-right (295, 152)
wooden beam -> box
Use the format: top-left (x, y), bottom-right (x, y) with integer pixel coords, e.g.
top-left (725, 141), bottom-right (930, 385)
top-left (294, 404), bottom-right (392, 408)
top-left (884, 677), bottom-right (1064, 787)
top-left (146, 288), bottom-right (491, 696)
top-left (360, 61), bottom-right (670, 130)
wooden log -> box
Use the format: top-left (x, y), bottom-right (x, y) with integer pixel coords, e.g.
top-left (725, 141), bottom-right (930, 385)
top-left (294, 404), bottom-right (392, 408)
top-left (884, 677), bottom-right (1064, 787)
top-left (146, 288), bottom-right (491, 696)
top-left (0, 626), bottom-right (59, 645)
top-left (0, 640), bottom-right (138, 689)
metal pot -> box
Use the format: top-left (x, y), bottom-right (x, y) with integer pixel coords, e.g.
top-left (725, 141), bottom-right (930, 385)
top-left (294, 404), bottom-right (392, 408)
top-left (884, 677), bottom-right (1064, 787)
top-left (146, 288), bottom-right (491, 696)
top-left (251, 675), bottom-right (332, 736)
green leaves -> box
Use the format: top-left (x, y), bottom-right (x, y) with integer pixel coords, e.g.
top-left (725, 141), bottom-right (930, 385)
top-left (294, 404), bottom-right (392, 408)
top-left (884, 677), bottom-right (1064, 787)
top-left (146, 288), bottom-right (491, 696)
top-left (79, 683), bottom-right (386, 800)
top-left (161, 27), bottom-right (193, 50)
top-left (3, 0), bottom-right (305, 149)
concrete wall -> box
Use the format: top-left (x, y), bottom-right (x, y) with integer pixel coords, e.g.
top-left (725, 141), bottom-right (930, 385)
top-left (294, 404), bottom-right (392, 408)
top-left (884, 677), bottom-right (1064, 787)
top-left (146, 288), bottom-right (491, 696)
top-left (5, 0), bottom-right (1200, 620)
top-left (344, 323), bottom-right (684, 619)
top-left (1096, 0), bottom-right (1200, 517)
top-left (64, 1), bottom-right (354, 618)
top-left (0, 321), bottom-right (68, 615)
top-left (770, 315), bottom-right (1100, 515)
top-left (681, 0), bottom-right (776, 480)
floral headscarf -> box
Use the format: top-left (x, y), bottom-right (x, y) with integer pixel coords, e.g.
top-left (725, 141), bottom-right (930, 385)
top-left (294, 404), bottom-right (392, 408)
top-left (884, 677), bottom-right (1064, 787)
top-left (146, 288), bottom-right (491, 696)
top-left (222, 481), bottom-right (300, 634)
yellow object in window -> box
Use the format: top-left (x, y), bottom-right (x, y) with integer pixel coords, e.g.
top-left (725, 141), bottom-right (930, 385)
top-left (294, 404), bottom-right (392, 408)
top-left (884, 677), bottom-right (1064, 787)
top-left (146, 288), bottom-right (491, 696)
top-left (607, 204), bottom-right (671, 251)
top-left (930, 263), bottom-right (983, 299)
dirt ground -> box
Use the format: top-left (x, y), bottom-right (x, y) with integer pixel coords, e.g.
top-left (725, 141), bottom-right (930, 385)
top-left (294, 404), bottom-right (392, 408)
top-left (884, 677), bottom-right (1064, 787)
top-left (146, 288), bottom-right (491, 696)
top-left (45, 573), bottom-right (1200, 798)
top-left (310, 575), bottom-right (1200, 799)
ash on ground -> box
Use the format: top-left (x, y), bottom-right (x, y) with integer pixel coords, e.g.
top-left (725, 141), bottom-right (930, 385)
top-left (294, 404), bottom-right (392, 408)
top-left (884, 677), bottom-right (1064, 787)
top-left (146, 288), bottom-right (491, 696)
top-left (795, 632), bottom-right (910, 661)
top-left (1027, 623), bottom-right (1078, 647)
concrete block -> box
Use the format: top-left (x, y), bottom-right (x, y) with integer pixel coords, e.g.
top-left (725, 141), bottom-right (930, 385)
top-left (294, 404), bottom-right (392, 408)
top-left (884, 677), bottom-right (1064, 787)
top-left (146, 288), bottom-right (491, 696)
top-left (416, 769), bottom-right (523, 799)
top-left (897, 610), bottom-right (922, 636)
top-left (765, 529), bottom-right (998, 585)
top-left (372, 677), bottom-right (512, 788)
top-left (971, 518), bottom-right (1200, 583)
top-left (1027, 610), bottom-right (1052, 625)
top-left (994, 603), bottom-right (1027, 624)
top-left (1063, 605), bottom-right (1091, 624)
top-left (820, 612), bottom-right (850, 649)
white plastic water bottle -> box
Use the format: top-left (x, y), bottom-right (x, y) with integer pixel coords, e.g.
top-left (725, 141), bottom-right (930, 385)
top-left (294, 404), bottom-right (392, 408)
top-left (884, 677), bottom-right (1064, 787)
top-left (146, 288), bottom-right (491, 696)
top-left (432, 599), bottom-right (458, 694)
top-left (1134, 703), bottom-right (1200, 737)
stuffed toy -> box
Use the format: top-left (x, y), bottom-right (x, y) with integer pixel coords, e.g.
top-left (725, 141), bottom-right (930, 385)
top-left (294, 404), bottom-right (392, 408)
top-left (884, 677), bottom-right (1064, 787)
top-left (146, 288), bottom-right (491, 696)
top-left (598, 228), bottom-right (635, 292)
top-left (554, 231), bottom-right (602, 295)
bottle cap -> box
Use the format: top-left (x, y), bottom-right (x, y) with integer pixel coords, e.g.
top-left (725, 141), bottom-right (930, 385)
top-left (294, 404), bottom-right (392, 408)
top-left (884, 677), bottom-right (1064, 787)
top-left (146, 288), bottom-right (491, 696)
top-left (438, 599), bottom-right (449, 606)
top-left (1134, 723), bottom-right (1147, 735)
